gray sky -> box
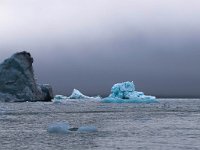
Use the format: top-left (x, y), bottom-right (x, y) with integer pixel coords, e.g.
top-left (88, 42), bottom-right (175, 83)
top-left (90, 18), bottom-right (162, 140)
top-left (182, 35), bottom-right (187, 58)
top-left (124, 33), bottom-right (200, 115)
top-left (0, 0), bottom-right (200, 97)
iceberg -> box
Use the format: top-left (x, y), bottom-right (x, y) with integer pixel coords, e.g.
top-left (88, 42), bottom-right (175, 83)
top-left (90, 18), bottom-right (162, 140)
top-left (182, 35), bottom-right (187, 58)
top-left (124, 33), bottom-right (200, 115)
top-left (52, 89), bottom-right (101, 103)
top-left (68, 89), bottom-right (101, 100)
top-left (101, 81), bottom-right (157, 103)
top-left (69, 89), bottom-right (91, 99)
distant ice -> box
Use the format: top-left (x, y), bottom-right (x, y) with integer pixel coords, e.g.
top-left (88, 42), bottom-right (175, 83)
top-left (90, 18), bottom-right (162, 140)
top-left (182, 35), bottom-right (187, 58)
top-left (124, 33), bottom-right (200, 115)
top-left (102, 81), bottom-right (157, 103)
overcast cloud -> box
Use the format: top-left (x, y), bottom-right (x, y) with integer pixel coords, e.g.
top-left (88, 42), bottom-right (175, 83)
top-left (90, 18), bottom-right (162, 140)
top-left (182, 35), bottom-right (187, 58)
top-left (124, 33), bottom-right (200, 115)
top-left (0, 0), bottom-right (200, 97)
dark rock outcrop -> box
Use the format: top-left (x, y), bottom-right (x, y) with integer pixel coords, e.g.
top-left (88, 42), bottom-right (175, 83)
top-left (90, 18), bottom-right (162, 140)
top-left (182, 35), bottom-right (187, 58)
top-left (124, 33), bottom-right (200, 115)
top-left (0, 51), bottom-right (53, 102)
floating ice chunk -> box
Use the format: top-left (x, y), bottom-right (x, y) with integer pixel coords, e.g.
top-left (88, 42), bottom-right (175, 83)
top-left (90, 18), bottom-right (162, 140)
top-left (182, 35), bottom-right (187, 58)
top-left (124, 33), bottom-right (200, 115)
top-left (102, 81), bottom-right (157, 103)
top-left (69, 89), bottom-right (91, 99)
top-left (47, 122), bottom-right (70, 134)
top-left (78, 125), bottom-right (97, 133)
top-left (47, 122), bottom-right (97, 134)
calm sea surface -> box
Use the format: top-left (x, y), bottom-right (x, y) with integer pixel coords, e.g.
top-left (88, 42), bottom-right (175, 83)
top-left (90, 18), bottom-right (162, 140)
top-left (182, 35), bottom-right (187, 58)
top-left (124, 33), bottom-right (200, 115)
top-left (0, 99), bottom-right (200, 150)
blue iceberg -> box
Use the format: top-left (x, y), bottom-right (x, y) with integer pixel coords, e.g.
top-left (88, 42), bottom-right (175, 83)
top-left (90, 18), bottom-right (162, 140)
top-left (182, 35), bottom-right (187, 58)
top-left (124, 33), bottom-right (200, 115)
top-left (101, 81), bottom-right (157, 103)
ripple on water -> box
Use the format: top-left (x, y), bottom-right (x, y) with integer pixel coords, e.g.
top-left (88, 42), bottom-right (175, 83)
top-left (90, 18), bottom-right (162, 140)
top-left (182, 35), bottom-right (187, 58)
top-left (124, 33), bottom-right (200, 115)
top-left (0, 99), bottom-right (200, 150)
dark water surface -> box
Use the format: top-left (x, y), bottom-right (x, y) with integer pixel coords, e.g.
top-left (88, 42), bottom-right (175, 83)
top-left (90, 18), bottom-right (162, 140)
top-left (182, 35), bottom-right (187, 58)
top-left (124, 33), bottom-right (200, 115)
top-left (0, 99), bottom-right (200, 150)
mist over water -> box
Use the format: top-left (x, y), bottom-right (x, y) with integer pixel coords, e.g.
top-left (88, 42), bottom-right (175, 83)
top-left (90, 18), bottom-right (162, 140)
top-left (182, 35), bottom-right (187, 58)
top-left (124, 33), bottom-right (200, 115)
top-left (0, 0), bottom-right (200, 97)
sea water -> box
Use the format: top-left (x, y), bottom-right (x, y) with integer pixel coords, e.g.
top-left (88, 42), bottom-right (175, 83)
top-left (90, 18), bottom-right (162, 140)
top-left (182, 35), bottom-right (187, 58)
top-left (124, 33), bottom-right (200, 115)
top-left (0, 99), bottom-right (200, 150)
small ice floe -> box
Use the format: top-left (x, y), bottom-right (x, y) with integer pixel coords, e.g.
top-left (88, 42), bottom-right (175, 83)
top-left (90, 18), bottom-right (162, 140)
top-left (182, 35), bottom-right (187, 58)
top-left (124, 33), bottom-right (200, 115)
top-left (78, 125), bottom-right (97, 133)
top-left (47, 122), bottom-right (97, 134)
top-left (101, 81), bottom-right (157, 103)
top-left (47, 122), bottom-right (70, 134)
